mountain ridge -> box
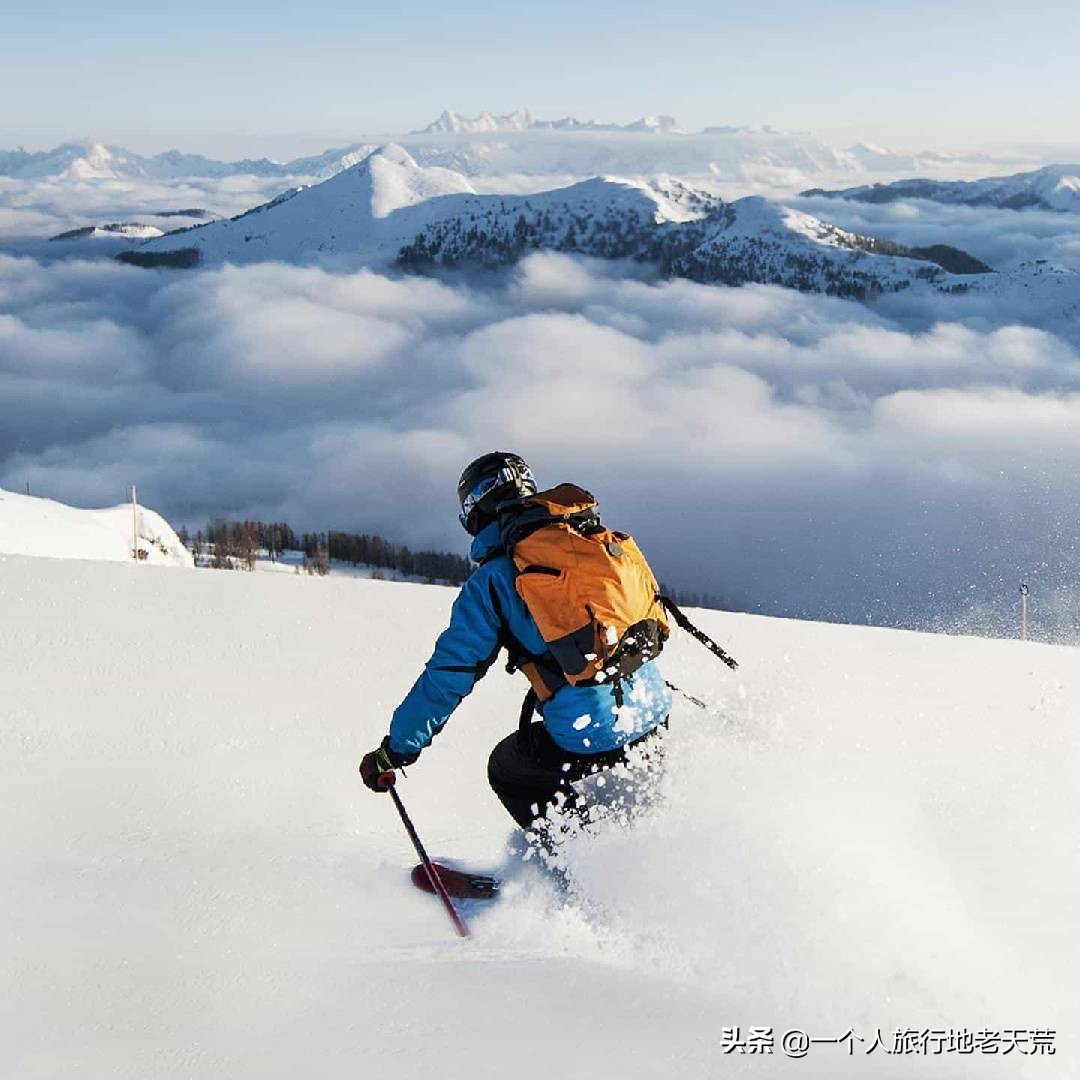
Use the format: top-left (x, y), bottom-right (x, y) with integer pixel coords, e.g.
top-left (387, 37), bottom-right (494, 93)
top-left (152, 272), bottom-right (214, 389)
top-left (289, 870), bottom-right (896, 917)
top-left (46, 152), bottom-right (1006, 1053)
top-left (803, 164), bottom-right (1080, 212)
top-left (412, 109), bottom-right (688, 136)
top-left (120, 146), bottom-right (992, 301)
top-left (1, 126), bottom-right (1037, 187)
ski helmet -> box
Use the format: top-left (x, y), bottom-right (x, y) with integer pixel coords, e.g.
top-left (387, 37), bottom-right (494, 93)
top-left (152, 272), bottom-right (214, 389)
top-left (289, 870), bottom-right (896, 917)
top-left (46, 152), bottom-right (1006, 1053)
top-left (457, 452), bottom-right (537, 535)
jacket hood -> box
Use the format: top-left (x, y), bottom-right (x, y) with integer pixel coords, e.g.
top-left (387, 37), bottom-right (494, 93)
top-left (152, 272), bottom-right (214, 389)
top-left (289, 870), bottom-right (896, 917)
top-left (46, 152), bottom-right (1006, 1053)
top-left (469, 520), bottom-right (503, 564)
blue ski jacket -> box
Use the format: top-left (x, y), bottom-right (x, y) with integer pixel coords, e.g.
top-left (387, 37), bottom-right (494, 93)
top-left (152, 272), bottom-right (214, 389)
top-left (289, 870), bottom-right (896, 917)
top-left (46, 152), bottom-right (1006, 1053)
top-left (388, 521), bottom-right (671, 758)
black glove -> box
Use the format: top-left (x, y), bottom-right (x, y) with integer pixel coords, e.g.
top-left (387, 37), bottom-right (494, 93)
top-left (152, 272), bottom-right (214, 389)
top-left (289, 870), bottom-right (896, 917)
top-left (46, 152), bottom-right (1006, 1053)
top-left (359, 736), bottom-right (418, 793)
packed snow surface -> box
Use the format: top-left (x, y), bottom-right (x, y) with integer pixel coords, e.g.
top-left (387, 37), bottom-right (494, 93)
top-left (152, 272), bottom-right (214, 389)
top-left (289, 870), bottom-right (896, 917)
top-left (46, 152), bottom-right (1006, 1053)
top-left (0, 487), bottom-right (192, 566)
top-left (2, 555), bottom-right (1077, 1078)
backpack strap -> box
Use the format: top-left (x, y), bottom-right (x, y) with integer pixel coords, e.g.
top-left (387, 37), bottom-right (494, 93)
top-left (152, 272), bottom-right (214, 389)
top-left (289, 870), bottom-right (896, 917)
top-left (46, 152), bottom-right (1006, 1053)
top-left (486, 563), bottom-right (566, 703)
top-left (516, 688), bottom-right (538, 752)
top-left (502, 636), bottom-right (566, 703)
top-left (659, 596), bottom-right (739, 671)
top-left (498, 484), bottom-right (602, 549)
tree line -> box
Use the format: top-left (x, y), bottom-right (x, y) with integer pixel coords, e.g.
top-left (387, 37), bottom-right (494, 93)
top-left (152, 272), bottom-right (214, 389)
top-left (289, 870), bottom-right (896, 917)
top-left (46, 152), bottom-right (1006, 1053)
top-left (175, 520), bottom-right (727, 608)
top-left (176, 519), bottom-right (470, 585)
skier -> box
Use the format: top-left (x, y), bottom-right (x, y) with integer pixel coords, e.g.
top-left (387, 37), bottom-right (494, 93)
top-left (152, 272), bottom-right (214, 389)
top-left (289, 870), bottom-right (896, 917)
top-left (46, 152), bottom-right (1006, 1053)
top-left (360, 452), bottom-right (672, 838)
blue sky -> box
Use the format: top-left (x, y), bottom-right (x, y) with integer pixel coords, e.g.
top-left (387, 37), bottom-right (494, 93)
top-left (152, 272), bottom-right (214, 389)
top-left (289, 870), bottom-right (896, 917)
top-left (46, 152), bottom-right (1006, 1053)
top-left (2, 0), bottom-right (1078, 156)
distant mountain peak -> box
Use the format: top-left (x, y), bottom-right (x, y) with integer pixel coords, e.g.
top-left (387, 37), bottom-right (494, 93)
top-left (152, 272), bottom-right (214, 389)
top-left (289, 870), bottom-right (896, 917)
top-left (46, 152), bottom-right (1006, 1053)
top-left (623, 115), bottom-right (685, 134)
top-left (363, 142), bottom-right (418, 168)
top-left (417, 108), bottom-right (534, 134)
top-left (412, 109), bottom-right (687, 136)
top-left (803, 163), bottom-right (1080, 213)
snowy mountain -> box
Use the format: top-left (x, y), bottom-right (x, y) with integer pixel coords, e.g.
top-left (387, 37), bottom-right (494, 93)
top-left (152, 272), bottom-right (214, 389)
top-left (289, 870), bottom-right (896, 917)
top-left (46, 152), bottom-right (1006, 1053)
top-left (533, 115), bottom-right (683, 133)
top-left (0, 129), bottom-right (849, 186)
top-left (1, 121), bottom-right (1031, 191)
top-left (841, 142), bottom-right (1005, 174)
top-left (417, 108), bottom-right (535, 134)
top-left (396, 188), bottom-right (991, 298)
top-left (669, 197), bottom-right (991, 294)
top-left (0, 141), bottom-right (289, 181)
top-left (50, 222), bottom-right (165, 241)
top-left (0, 140), bottom-right (389, 184)
top-left (414, 109), bottom-right (686, 136)
top-left (400, 112), bottom-right (864, 185)
top-left (622, 114), bottom-right (685, 134)
top-left (3, 551), bottom-right (1077, 1078)
top-left (0, 487), bottom-right (192, 566)
top-left (124, 146), bottom-right (991, 300)
top-left (805, 163), bottom-right (1080, 212)
top-left (284, 142), bottom-right (382, 177)
top-left (0, 141), bottom-right (125, 180)
top-left (123, 145), bottom-right (477, 267)
top-left (402, 124), bottom-right (856, 185)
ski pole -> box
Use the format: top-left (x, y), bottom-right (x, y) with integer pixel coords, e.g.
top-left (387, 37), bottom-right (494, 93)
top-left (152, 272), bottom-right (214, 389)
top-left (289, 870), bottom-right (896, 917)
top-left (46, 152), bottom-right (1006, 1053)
top-left (659, 596), bottom-right (739, 670)
top-left (665, 680), bottom-right (707, 709)
top-left (387, 783), bottom-right (470, 939)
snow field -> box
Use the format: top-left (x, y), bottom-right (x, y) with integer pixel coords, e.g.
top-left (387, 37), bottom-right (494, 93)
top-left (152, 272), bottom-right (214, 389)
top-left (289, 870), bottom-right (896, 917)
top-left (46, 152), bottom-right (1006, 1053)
top-left (1, 556), bottom-right (1077, 1078)
top-left (0, 487), bottom-right (192, 567)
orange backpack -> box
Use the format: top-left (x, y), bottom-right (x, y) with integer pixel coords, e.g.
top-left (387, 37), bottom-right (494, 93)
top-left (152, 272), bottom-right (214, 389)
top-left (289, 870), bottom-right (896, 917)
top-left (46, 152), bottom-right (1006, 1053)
top-left (498, 484), bottom-right (669, 702)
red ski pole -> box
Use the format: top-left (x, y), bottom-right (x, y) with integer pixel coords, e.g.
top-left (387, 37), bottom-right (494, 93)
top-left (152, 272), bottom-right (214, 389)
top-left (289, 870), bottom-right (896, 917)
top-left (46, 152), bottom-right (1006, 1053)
top-left (387, 783), bottom-right (470, 939)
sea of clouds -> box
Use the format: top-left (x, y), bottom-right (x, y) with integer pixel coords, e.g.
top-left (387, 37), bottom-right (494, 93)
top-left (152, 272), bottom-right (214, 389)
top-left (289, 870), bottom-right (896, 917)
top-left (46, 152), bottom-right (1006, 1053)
top-left (3, 234), bottom-right (1079, 640)
top-left (3, 159), bottom-right (1080, 639)
top-left (0, 172), bottom-right (311, 247)
top-left (795, 191), bottom-right (1080, 276)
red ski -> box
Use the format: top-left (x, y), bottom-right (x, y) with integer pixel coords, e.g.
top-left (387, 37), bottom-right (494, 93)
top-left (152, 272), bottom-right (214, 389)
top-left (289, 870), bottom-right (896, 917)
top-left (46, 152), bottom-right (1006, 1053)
top-left (410, 862), bottom-right (501, 901)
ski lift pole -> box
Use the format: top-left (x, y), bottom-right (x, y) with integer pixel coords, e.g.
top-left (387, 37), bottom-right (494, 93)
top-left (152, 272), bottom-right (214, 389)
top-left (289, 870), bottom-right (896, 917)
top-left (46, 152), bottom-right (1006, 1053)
top-left (386, 783), bottom-right (470, 939)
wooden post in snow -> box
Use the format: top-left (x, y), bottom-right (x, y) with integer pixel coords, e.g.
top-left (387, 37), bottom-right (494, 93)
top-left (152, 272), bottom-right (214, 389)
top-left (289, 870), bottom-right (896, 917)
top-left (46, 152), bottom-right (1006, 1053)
top-left (1020, 582), bottom-right (1029, 641)
top-left (131, 484), bottom-right (139, 561)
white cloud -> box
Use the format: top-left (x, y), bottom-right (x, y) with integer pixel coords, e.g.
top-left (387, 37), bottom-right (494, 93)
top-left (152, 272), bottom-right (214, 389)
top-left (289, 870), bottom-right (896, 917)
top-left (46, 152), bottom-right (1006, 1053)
top-left (795, 193), bottom-right (1080, 274)
top-left (1, 250), bottom-right (1078, 639)
top-left (0, 172), bottom-right (312, 242)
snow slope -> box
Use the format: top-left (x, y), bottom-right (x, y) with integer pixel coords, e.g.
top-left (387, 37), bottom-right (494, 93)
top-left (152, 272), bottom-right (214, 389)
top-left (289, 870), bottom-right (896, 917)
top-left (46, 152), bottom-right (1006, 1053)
top-left (128, 145), bottom-right (477, 266)
top-left (673, 196), bottom-right (991, 296)
top-left (0, 487), bottom-right (192, 566)
top-left (2, 555), bottom-right (1077, 1078)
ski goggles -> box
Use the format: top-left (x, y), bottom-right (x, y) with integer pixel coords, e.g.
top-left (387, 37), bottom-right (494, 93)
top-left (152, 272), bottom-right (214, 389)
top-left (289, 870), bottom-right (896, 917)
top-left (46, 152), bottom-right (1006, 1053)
top-left (458, 465), bottom-right (534, 529)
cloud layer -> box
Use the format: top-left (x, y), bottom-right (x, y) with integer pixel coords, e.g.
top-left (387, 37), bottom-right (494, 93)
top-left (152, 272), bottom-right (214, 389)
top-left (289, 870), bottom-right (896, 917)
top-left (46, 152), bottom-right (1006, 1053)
top-left (0, 172), bottom-right (309, 243)
top-left (2, 249), bottom-right (1079, 639)
top-left (795, 192), bottom-right (1080, 275)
